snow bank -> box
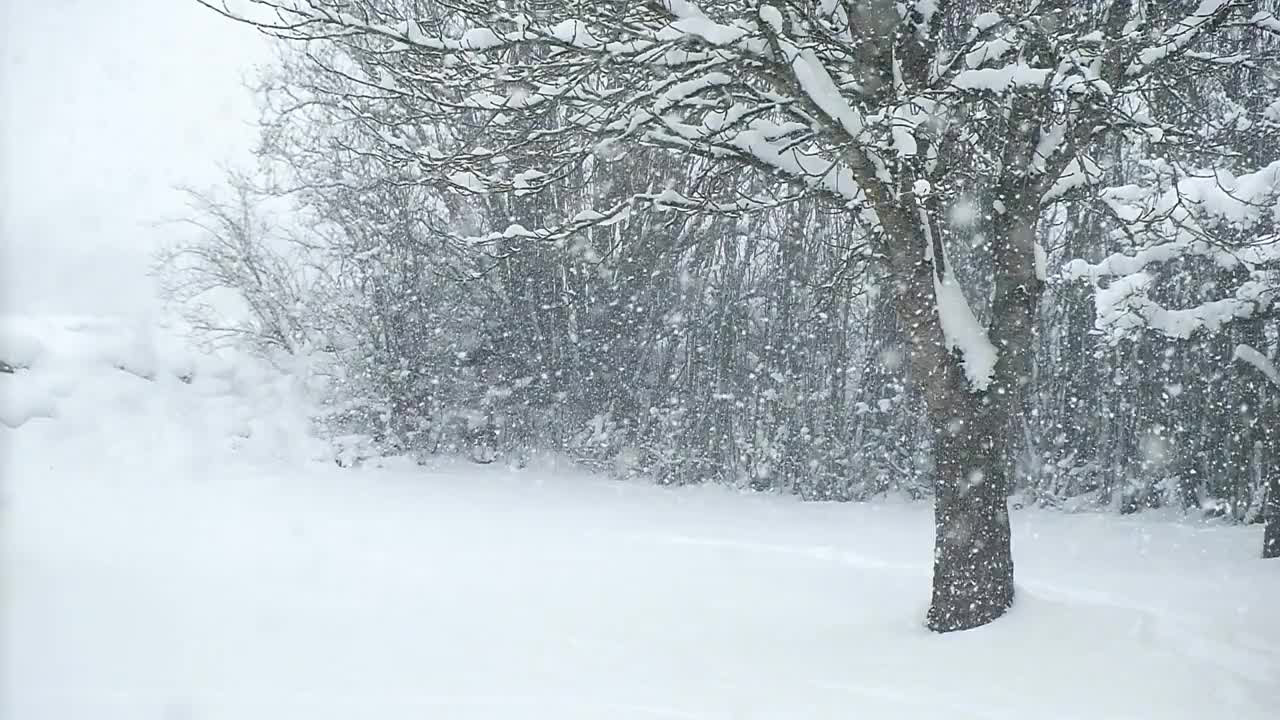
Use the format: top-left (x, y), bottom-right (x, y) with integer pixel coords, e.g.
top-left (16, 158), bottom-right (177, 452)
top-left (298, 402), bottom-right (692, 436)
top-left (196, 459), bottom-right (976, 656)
top-left (0, 314), bottom-right (326, 463)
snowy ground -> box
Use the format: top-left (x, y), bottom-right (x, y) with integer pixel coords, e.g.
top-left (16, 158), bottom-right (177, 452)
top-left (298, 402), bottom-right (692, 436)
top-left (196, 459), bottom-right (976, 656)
top-left (2, 316), bottom-right (1278, 719)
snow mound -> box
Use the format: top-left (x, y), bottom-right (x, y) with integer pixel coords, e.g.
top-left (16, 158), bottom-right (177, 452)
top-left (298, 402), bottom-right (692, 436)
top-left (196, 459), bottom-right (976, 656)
top-left (0, 314), bottom-right (327, 464)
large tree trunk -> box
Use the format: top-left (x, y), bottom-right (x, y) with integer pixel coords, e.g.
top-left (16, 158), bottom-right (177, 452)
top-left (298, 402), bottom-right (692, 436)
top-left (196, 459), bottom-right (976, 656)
top-left (927, 389), bottom-right (1016, 630)
top-left (884, 201), bottom-right (1042, 631)
top-left (900, 300), bottom-right (1017, 631)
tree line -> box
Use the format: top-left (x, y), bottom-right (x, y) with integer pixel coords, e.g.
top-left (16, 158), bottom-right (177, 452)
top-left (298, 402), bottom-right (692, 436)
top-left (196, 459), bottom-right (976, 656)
top-left (177, 0), bottom-right (1280, 630)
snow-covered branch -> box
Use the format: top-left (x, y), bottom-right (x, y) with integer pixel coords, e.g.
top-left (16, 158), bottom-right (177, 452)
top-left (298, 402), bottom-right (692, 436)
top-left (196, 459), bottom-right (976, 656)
top-left (1234, 343), bottom-right (1280, 387)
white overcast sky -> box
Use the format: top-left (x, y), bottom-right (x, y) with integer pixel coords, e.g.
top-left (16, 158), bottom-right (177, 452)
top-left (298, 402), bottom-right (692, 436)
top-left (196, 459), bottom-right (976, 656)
top-left (1, 0), bottom-right (269, 314)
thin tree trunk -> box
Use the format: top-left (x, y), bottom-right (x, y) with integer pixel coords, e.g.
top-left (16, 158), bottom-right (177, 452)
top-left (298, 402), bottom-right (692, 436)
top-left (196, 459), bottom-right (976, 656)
top-left (1264, 475), bottom-right (1280, 559)
top-left (1265, 416), bottom-right (1280, 558)
top-left (1232, 336), bottom-right (1278, 558)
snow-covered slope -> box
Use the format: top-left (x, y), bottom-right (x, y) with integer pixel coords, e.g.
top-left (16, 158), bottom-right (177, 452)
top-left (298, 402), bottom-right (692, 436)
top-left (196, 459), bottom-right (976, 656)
top-left (2, 315), bottom-right (1277, 719)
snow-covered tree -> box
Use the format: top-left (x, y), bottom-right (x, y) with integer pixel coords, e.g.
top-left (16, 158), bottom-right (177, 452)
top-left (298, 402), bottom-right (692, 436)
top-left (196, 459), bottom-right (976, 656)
top-left (201, 0), bottom-right (1280, 629)
top-left (158, 177), bottom-right (316, 354)
top-left (1069, 156), bottom-right (1280, 556)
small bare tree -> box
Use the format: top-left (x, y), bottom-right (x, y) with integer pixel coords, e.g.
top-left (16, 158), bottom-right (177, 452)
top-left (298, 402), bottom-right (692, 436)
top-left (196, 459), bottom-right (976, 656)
top-left (157, 175), bottom-right (312, 354)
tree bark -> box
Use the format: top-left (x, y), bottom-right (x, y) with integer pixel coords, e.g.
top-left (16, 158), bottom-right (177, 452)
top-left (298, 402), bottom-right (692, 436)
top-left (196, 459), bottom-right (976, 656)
top-left (928, 398), bottom-right (1015, 631)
